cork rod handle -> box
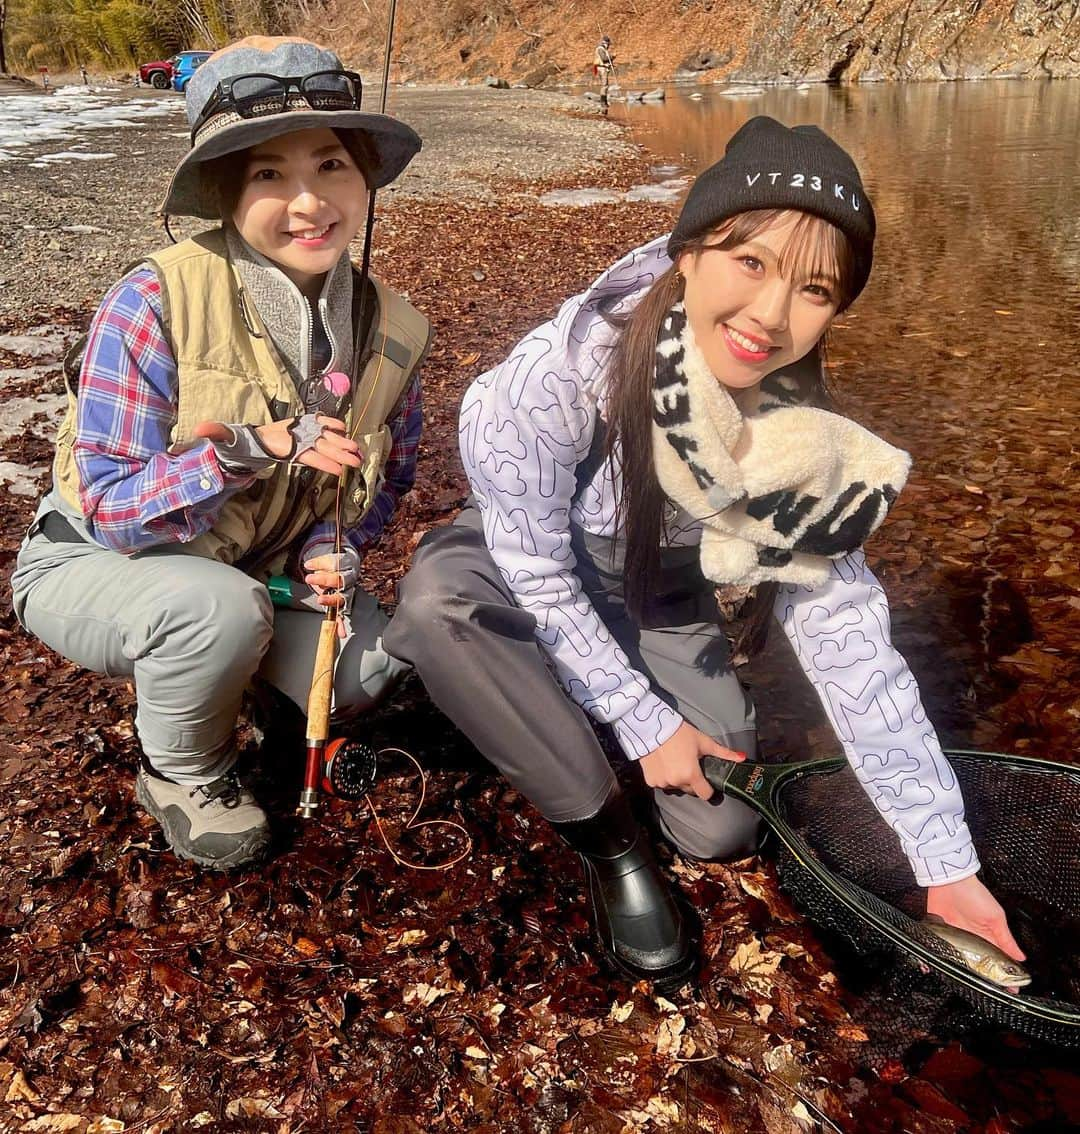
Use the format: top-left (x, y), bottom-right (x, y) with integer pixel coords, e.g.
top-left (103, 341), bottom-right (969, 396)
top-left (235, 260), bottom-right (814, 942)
top-left (305, 617), bottom-right (338, 743)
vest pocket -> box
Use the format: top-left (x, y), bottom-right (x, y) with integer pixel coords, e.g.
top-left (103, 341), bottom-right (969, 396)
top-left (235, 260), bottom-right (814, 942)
top-left (351, 427), bottom-right (392, 515)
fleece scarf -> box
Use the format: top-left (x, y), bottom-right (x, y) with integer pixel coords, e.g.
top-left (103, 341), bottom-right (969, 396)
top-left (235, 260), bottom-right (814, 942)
top-left (225, 228), bottom-right (354, 415)
top-left (651, 302), bottom-right (911, 587)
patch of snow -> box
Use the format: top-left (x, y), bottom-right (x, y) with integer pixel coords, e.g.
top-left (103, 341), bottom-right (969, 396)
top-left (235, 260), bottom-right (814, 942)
top-left (36, 151), bottom-right (117, 163)
top-left (0, 89), bottom-right (182, 167)
top-left (0, 460), bottom-right (49, 496)
top-left (0, 329), bottom-right (70, 361)
top-left (1, 363), bottom-right (57, 386)
top-left (540, 179), bottom-right (687, 208)
top-left (539, 188), bottom-right (625, 207)
top-left (0, 393), bottom-right (67, 444)
top-left (625, 178), bottom-right (688, 203)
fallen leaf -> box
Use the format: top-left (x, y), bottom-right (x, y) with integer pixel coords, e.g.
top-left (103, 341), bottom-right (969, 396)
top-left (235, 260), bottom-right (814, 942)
top-left (385, 928), bottom-right (427, 951)
top-left (21, 1117), bottom-right (85, 1133)
top-left (609, 1000), bottom-right (635, 1023)
top-left (402, 981), bottom-right (462, 1008)
top-left (729, 938), bottom-right (785, 995)
top-left (655, 1012), bottom-right (686, 1058)
top-left (5, 1068), bottom-right (40, 1103)
top-left (225, 1097), bottom-right (285, 1119)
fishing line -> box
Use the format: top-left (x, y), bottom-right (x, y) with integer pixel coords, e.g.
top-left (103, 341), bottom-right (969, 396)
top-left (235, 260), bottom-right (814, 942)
top-left (328, 0), bottom-right (397, 587)
top-left (363, 746), bottom-right (473, 871)
top-left (328, 344), bottom-right (387, 597)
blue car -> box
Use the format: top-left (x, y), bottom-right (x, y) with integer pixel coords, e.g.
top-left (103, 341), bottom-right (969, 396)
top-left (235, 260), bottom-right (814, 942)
top-left (172, 50), bottom-right (212, 93)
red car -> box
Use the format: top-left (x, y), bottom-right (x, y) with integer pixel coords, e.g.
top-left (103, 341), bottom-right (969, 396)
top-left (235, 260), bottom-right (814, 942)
top-left (138, 57), bottom-right (174, 89)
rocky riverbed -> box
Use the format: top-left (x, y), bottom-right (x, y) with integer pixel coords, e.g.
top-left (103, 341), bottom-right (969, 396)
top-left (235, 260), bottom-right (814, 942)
top-left (0, 82), bottom-right (637, 322)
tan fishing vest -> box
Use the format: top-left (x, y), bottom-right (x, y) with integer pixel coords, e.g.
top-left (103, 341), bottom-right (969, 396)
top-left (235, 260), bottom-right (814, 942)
top-left (53, 228), bottom-right (430, 576)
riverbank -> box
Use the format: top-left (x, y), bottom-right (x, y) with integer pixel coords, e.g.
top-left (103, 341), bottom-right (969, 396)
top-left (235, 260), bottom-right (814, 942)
top-left (0, 83), bottom-right (645, 323)
top-left (2, 80), bottom-right (1078, 1134)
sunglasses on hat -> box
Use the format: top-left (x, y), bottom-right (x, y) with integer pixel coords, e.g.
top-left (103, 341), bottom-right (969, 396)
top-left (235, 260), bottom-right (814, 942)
top-left (190, 69), bottom-right (364, 143)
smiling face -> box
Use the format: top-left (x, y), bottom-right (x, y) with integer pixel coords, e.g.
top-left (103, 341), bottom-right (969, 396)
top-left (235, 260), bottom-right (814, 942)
top-left (676, 209), bottom-right (849, 390)
top-left (230, 126), bottom-right (368, 298)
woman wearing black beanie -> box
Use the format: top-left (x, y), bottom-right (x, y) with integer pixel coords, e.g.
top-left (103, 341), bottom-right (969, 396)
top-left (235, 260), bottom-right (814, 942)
top-left (386, 117), bottom-right (1023, 990)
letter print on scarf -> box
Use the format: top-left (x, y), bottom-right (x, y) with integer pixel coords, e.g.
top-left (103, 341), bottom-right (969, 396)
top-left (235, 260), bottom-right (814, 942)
top-left (776, 553), bottom-right (978, 883)
top-left (651, 302), bottom-right (912, 587)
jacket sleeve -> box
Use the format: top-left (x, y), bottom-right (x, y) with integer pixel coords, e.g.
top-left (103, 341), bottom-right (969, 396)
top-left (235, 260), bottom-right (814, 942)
top-left (459, 314), bottom-right (683, 759)
top-left (773, 550), bottom-right (981, 886)
top-left (74, 270), bottom-right (256, 553)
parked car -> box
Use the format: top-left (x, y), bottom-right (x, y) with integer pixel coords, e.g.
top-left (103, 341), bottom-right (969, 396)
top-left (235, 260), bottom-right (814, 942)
top-left (138, 57), bottom-right (174, 89)
top-left (172, 50), bottom-right (212, 93)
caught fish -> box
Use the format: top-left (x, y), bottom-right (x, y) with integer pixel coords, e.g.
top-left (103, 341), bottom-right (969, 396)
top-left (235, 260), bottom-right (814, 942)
top-left (921, 915), bottom-right (1031, 989)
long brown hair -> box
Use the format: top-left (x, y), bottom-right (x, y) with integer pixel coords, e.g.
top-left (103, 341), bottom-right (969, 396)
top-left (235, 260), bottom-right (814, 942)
top-left (605, 209), bottom-right (859, 640)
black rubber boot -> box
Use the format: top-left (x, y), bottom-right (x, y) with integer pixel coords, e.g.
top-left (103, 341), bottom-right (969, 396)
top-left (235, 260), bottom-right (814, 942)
top-left (552, 792), bottom-right (696, 991)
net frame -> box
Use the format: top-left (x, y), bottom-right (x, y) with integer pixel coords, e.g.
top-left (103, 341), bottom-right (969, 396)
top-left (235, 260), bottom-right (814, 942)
top-left (702, 749), bottom-right (1080, 1048)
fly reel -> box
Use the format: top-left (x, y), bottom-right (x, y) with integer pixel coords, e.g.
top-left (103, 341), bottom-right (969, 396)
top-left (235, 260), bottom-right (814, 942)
top-left (320, 737), bottom-right (379, 800)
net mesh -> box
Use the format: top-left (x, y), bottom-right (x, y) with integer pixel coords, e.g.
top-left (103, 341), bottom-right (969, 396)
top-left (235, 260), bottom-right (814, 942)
top-left (767, 752), bottom-right (1080, 1049)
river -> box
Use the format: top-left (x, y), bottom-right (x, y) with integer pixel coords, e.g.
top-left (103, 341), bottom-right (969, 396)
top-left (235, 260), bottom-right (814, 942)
top-left (605, 79), bottom-right (1080, 770)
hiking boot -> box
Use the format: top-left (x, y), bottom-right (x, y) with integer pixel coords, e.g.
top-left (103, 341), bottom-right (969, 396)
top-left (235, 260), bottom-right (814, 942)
top-left (135, 763), bottom-right (271, 870)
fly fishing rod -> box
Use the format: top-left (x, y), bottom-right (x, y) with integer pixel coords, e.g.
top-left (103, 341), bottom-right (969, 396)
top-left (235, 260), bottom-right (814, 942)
top-left (298, 0), bottom-right (400, 820)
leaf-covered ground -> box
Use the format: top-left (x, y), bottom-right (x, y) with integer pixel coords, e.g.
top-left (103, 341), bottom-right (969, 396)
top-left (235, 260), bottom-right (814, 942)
top-left (2, 168), bottom-right (1079, 1132)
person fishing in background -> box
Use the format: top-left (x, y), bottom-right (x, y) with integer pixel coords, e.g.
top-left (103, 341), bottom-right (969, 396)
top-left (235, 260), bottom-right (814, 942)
top-left (385, 117), bottom-right (1025, 990)
top-left (11, 36), bottom-right (430, 871)
top-left (593, 35), bottom-right (616, 105)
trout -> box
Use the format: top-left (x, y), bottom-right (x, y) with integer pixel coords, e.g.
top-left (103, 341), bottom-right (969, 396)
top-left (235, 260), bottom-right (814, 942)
top-left (922, 915), bottom-right (1031, 989)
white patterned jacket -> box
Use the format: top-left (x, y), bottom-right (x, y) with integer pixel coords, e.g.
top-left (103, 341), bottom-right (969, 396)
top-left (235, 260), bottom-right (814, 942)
top-left (459, 234), bottom-right (978, 886)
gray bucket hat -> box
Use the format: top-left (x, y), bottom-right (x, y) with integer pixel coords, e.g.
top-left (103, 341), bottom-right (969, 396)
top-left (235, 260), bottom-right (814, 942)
top-left (161, 36), bottom-right (421, 219)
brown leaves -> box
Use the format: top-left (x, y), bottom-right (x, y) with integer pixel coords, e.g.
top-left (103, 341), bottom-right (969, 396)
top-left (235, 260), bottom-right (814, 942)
top-left (995, 643), bottom-right (1062, 681)
top-left (728, 936), bottom-right (786, 996)
top-left (2, 123), bottom-right (1078, 1134)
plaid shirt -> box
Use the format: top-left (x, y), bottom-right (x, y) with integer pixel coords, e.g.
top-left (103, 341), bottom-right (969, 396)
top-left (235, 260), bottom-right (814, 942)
top-left (74, 268), bottom-right (423, 558)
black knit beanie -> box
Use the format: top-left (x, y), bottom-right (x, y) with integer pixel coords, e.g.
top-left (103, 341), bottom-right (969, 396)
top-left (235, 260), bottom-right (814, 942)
top-left (668, 116), bottom-right (876, 300)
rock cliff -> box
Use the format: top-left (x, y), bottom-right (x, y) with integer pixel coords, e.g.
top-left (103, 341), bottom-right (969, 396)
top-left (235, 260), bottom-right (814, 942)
top-left (308, 0), bottom-right (1080, 85)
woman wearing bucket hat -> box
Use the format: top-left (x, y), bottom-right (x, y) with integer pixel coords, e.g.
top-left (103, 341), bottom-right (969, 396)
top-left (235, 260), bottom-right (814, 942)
top-left (11, 36), bottom-right (431, 870)
top-left (385, 116), bottom-right (1023, 989)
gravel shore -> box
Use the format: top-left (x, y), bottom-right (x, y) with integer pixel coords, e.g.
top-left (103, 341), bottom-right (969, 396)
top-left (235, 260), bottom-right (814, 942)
top-left (0, 82), bottom-right (637, 324)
